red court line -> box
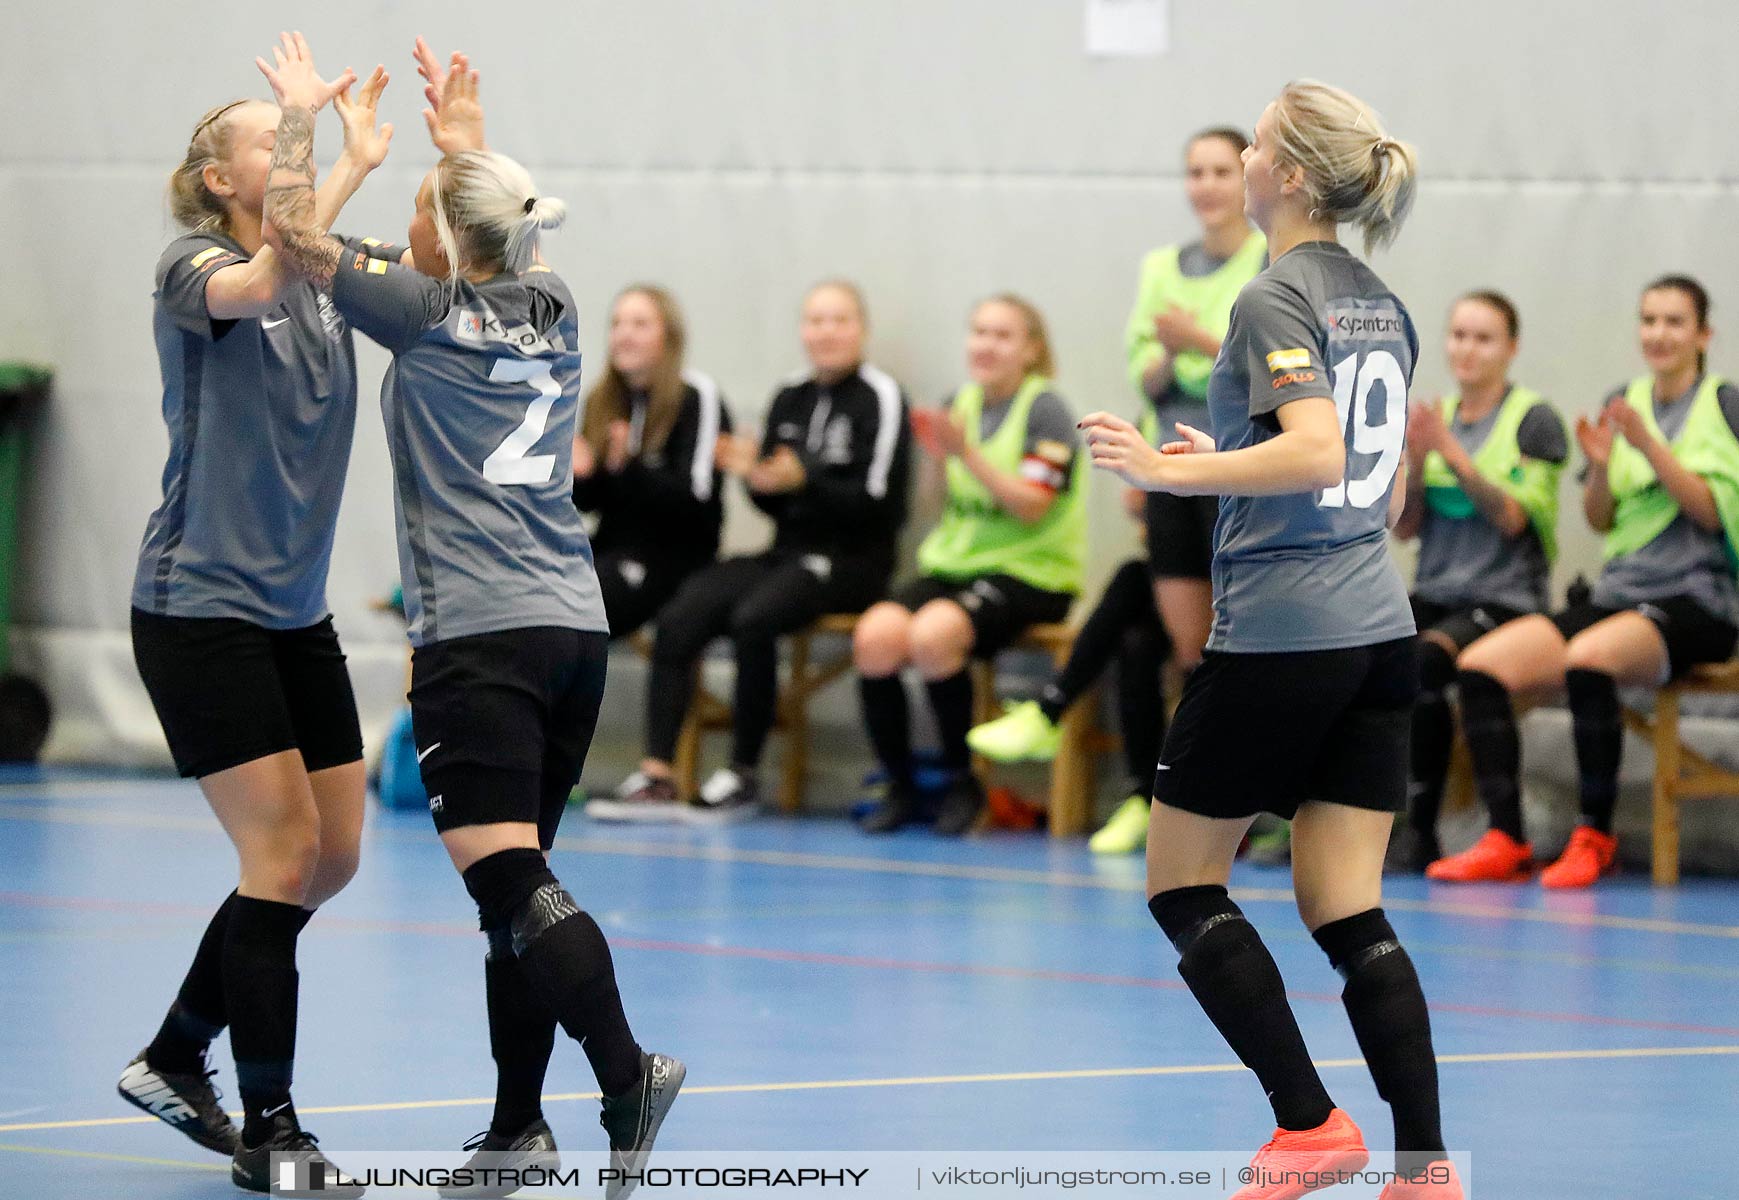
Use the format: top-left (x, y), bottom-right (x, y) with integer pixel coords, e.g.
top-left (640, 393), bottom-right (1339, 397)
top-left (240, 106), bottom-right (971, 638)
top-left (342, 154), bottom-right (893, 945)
top-left (8, 890), bottom-right (1738, 1040)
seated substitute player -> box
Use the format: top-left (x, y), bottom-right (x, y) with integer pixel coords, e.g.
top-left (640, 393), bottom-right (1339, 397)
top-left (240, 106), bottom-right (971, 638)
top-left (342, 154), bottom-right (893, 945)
top-left (587, 280), bottom-right (911, 822)
top-left (854, 294), bottom-right (1085, 836)
top-left (1431, 275), bottom-right (1739, 888)
top-left (1082, 80), bottom-right (1462, 1199)
top-left (259, 36), bottom-right (681, 1198)
top-left (1387, 290), bottom-right (1566, 871)
top-left (965, 508), bottom-right (1170, 855)
top-left (572, 284), bottom-right (730, 640)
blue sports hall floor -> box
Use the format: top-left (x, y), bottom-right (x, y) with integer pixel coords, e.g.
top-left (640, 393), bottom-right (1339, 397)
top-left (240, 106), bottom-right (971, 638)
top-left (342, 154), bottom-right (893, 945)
top-left (2, 767), bottom-right (1736, 1199)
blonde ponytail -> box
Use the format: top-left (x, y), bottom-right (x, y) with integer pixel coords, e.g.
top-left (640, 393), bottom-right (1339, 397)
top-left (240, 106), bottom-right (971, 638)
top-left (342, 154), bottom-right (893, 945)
top-left (432, 150), bottom-right (566, 294)
top-left (166, 99), bottom-right (253, 234)
top-left (1270, 80), bottom-right (1417, 253)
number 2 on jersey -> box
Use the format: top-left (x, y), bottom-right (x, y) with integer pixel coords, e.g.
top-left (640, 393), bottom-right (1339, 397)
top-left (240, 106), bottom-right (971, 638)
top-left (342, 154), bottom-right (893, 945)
top-left (484, 358), bottom-right (560, 486)
top-left (1318, 349), bottom-right (1406, 510)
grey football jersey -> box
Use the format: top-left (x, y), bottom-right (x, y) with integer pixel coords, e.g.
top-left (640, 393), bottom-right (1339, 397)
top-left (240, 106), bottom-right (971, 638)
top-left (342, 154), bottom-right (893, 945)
top-left (1413, 398), bottom-right (1567, 613)
top-left (329, 253), bottom-right (606, 647)
top-left (1592, 380), bottom-right (1739, 623)
top-left (1205, 241), bottom-right (1418, 653)
top-left (135, 231), bottom-right (365, 628)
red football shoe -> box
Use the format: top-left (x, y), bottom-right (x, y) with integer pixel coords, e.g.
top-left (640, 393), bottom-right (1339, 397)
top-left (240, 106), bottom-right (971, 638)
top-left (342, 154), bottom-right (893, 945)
top-left (1425, 829), bottom-right (1534, 882)
top-left (1378, 1159), bottom-right (1464, 1199)
top-left (1229, 1108), bottom-right (1369, 1200)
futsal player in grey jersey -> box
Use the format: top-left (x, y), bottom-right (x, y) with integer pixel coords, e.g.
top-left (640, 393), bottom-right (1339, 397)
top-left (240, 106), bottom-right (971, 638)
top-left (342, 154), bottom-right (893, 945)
top-left (1389, 292), bottom-right (1568, 872)
top-left (1083, 83), bottom-right (1460, 1200)
top-left (258, 37), bottom-right (679, 1199)
top-left (1442, 275), bottom-right (1739, 891)
top-left (117, 65), bottom-right (391, 1194)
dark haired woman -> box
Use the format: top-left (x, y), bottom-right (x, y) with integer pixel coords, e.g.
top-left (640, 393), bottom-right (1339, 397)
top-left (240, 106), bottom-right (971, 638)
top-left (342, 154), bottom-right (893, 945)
top-left (1433, 275), bottom-right (1739, 889)
top-left (1389, 291), bottom-right (1567, 871)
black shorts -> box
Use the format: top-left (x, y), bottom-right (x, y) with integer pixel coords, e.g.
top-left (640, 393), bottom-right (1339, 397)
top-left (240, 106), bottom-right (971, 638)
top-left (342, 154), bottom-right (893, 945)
top-left (889, 573), bottom-right (1074, 658)
top-left (1409, 597), bottom-right (1529, 653)
top-left (409, 626), bottom-right (608, 848)
top-left (1551, 596), bottom-right (1738, 681)
top-left (1154, 637), bottom-right (1419, 821)
top-left (131, 607), bottom-right (364, 780)
top-left (1145, 492), bottom-right (1219, 581)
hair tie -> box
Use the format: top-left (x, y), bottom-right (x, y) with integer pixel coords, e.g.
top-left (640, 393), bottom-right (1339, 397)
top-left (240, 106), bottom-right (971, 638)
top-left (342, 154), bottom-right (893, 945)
top-left (524, 197), bottom-right (537, 214)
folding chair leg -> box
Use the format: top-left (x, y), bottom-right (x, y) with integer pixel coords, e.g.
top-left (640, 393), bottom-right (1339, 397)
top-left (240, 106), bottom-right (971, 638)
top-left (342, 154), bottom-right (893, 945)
top-left (1652, 689), bottom-right (1682, 887)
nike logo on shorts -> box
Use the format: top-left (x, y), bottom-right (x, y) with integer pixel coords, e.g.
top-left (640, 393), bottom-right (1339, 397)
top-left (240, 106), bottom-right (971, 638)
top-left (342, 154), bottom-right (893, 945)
top-left (261, 316), bottom-right (291, 329)
top-left (417, 742), bottom-right (441, 764)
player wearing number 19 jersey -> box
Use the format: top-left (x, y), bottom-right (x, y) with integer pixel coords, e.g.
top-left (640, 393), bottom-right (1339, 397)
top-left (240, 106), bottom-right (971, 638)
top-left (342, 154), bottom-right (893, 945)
top-left (1081, 81), bottom-right (1459, 1200)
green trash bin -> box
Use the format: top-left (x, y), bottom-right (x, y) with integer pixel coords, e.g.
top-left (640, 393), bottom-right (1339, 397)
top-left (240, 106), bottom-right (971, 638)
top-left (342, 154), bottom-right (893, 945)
top-left (0, 362), bottom-right (50, 679)
top-left (0, 363), bottom-right (52, 762)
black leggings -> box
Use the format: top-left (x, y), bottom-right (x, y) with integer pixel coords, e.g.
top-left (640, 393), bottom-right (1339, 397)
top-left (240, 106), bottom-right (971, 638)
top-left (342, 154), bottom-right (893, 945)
top-left (594, 549), bottom-right (703, 642)
top-left (1042, 560), bottom-right (1169, 782)
top-left (647, 551), bottom-right (886, 769)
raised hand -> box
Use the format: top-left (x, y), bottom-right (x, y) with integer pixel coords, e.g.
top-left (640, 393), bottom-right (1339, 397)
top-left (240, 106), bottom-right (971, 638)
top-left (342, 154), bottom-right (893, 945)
top-left (1575, 411), bottom-right (1614, 468)
top-left (714, 433), bottom-right (759, 478)
top-left (605, 420), bottom-right (633, 473)
top-left (1152, 305), bottom-right (1207, 356)
top-left (255, 31), bottom-right (355, 112)
top-left (412, 35), bottom-right (450, 110)
top-left (1604, 395), bottom-right (1650, 450)
top-left (421, 47), bottom-right (485, 154)
top-left (334, 66), bottom-right (394, 170)
top-left (1161, 422), bottom-right (1216, 455)
top-left (572, 432), bottom-right (597, 480)
top-left (1080, 411), bottom-right (1168, 489)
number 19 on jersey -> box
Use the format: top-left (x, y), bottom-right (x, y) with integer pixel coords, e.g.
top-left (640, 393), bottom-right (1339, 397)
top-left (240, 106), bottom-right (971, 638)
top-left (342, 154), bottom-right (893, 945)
top-left (1318, 349), bottom-right (1407, 510)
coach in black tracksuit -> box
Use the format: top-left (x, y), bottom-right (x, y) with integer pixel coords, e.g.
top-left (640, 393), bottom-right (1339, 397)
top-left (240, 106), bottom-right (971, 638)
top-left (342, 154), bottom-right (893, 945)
top-left (590, 282), bottom-right (910, 822)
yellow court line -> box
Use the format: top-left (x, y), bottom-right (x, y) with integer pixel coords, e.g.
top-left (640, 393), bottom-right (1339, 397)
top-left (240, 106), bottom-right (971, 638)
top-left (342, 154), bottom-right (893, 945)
top-left (4, 1045), bottom-right (1734, 1135)
top-left (0, 1141), bottom-right (227, 1171)
top-left (3, 800), bottom-right (1737, 940)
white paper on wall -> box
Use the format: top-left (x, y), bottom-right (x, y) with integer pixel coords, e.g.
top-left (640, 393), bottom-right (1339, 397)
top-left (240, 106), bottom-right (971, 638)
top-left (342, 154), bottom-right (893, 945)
top-left (1084, 0), bottom-right (1169, 57)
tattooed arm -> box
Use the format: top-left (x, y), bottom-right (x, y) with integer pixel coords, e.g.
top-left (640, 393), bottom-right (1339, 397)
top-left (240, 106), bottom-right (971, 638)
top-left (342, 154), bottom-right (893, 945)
top-left (254, 32), bottom-right (359, 284)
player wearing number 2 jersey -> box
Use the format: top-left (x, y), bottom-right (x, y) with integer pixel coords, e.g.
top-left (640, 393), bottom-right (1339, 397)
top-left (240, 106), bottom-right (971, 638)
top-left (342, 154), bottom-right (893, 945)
top-left (1081, 81), bottom-right (1459, 1200)
top-left (259, 37), bottom-right (680, 1200)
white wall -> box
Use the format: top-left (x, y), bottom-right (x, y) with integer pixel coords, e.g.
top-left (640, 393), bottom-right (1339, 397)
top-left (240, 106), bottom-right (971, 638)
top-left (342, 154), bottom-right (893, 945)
top-left (4, 0), bottom-right (1737, 762)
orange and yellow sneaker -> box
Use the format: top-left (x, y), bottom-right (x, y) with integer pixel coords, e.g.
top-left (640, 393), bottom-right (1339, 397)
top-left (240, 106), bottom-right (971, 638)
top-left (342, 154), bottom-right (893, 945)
top-left (1229, 1108), bottom-right (1369, 1200)
top-left (1378, 1159), bottom-right (1464, 1199)
top-left (1424, 829), bottom-right (1534, 882)
top-left (1540, 826), bottom-right (1618, 889)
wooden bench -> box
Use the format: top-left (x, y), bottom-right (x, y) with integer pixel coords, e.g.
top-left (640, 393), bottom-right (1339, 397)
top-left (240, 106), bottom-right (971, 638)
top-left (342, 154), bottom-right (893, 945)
top-left (643, 616), bottom-right (1110, 835)
top-left (1619, 659), bottom-right (1739, 885)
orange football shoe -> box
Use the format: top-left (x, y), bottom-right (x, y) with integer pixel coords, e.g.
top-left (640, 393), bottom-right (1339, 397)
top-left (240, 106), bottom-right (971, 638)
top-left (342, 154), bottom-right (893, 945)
top-left (1229, 1108), bottom-right (1369, 1200)
top-left (1540, 826), bottom-right (1618, 889)
top-left (1378, 1159), bottom-right (1464, 1199)
top-left (1424, 829), bottom-right (1534, 882)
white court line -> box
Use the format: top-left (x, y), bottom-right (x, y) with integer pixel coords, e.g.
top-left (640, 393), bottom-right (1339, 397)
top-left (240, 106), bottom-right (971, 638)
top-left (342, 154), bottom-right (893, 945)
top-left (2, 799), bottom-right (1737, 940)
top-left (2, 1045), bottom-right (1735, 1135)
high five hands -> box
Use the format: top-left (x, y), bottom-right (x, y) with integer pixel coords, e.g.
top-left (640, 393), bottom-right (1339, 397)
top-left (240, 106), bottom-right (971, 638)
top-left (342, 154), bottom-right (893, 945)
top-left (254, 32), bottom-right (354, 112)
top-left (413, 36), bottom-right (486, 154)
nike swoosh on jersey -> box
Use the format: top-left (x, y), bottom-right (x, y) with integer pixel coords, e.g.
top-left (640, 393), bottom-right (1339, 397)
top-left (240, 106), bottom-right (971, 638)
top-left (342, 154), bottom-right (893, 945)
top-left (261, 316), bottom-right (291, 329)
top-left (417, 742), bottom-right (442, 764)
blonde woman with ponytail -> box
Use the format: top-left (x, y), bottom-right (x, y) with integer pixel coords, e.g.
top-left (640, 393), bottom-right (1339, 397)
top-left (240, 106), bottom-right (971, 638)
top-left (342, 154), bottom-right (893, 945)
top-left (1081, 82), bottom-right (1461, 1199)
top-left (120, 47), bottom-right (391, 1192)
top-left (258, 34), bottom-right (682, 1194)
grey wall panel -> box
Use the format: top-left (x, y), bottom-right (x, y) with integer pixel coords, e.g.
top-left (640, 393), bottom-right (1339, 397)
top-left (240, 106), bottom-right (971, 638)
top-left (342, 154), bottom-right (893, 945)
top-left (5, 0), bottom-right (1737, 762)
